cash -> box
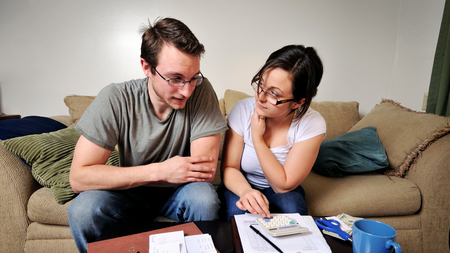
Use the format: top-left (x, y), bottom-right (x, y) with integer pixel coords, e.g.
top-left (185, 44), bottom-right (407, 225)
top-left (336, 213), bottom-right (363, 228)
top-left (322, 213), bottom-right (363, 241)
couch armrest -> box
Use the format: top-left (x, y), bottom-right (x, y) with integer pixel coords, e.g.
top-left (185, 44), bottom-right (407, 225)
top-left (404, 134), bottom-right (450, 252)
top-left (0, 140), bottom-right (41, 252)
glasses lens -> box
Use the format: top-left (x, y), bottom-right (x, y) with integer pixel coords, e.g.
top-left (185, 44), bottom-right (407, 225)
top-left (193, 76), bottom-right (203, 86)
top-left (266, 95), bottom-right (278, 105)
top-left (168, 79), bottom-right (184, 87)
top-left (252, 83), bottom-right (277, 105)
top-left (251, 82), bottom-right (258, 91)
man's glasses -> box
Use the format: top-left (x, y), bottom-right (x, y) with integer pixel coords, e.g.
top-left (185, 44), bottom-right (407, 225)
top-left (153, 67), bottom-right (204, 87)
top-left (251, 81), bottom-right (295, 106)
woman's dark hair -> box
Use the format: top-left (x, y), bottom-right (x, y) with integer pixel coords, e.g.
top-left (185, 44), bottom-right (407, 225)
top-left (140, 17), bottom-right (205, 74)
top-left (251, 45), bottom-right (323, 120)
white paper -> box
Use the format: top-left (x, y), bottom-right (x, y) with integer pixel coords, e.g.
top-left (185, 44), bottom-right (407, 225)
top-left (185, 234), bottom-right (217, 253)
top-left (234, 213), bottom-right (332, 253)
top-left (150, 243), bottom-right (180, 253)
top-left (149, 230), bottom-right (187, 253)
top-left (303, 216), bottom-right (330, 247)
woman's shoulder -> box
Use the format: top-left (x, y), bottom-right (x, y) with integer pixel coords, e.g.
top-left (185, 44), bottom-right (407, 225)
top-left (235, 97), bottom-right (254, 107)
top-left (230, 97), bottom-right (255, 114)
top-left (227, 98), bottom-right (253, 129)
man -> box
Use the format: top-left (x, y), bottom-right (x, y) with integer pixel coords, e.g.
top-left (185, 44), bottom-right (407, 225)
top-left (68, 17), bottom-right (228, 253)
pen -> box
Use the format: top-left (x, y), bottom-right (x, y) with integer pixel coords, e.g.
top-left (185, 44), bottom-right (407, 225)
top-left (249, 225), bottom-right (284, 253)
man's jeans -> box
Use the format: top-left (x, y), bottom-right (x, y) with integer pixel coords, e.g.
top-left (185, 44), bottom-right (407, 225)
top-left (217, 182), bottom-right (308, 221)
top-left (68, 182), bottom-right (219, 253)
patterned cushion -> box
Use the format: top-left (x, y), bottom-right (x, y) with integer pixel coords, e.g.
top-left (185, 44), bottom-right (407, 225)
top-left (349, 99), bottom-right (450, 177)
top-left (2, 125), bottom-right (119, 204)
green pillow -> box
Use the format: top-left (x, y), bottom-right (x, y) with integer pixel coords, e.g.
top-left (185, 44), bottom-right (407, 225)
top-left (312, 126), bottom-right (388, 177)
top-left (2, 125), bottom-right (119, 204)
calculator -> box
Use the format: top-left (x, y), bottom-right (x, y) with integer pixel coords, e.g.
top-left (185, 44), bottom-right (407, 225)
top-left (256, 215), bottom-right (309, 237)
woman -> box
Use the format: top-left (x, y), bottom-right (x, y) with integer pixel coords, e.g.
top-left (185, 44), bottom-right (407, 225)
top-left (218, 45), bottom-right (326, 221)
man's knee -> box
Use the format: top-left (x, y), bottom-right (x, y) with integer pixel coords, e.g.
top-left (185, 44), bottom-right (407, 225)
top-left (183, 182), bottom-right (217, 199)
top-left (68, 190), bottom-right (118, 224)
top-left (68, 192), bottom-right (96, 223)
top-left (180, 183), bottom-right (220, 220)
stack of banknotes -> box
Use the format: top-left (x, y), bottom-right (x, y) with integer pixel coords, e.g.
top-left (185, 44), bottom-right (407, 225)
top-left (323, 213), bottom-right (363, 240)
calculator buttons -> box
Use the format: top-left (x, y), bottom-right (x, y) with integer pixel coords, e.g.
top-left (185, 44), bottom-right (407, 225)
top-left (256, 215), bottom-right (309, 237)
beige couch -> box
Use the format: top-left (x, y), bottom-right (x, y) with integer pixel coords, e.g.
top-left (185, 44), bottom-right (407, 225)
top-left (1, 88), bottom-right (449, 253)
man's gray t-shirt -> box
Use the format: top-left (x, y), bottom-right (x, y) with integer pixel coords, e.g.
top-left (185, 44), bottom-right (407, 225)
top-left (75, 77), bottom-right (228, 167)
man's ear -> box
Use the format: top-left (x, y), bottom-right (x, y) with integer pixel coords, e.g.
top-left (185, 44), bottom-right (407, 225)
top-left (141, 58), bottom-right (152, 77)
top-left (292, 98), bottom-right (306, 110)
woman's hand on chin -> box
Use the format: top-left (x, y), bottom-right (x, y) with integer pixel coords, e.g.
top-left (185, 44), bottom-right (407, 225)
top-left (251, 110), bottom-right (266, 142)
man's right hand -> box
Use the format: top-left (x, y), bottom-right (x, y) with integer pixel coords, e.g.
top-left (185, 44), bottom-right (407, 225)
top-left (155, 155), bottom-right (215, 184)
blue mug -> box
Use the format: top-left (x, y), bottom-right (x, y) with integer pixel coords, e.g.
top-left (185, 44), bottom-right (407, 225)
top-left (352, 219), bottom-right (402, 253)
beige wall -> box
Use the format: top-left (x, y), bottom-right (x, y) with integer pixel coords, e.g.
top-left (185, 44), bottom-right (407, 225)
top-left (0, 0), bottom-right (445, 116)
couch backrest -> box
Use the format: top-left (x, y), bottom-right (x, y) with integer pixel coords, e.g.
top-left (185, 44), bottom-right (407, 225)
top-left (310, 101), bottom-right (360, 141)
top-left (64, 95), bottom-right (96, 125)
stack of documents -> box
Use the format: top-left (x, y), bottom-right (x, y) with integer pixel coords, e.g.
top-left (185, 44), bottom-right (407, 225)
top-left (149, 231), bottom-right (216, 253)
top-left (234, 213), bottom-right (332, 253)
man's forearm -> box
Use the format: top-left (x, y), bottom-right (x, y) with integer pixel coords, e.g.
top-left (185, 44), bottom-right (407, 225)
top-left (190, 134), bottom-right (221, 182)
top-left (69, 162), bottom-right (164, 193)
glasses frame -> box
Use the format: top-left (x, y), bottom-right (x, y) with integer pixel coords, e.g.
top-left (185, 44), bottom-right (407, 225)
top-left (152, 67), bottom-right (204, 87)
top-left (251, 81), bottom-right (295, 106)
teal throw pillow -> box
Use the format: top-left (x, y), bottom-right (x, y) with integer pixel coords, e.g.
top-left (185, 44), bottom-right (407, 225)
top-left (312, 126), bottom-right (388, 177)
top-left (2, 125), bottom-right (119, 204)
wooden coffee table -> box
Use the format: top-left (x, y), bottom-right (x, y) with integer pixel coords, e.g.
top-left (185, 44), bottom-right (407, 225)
top-left (94, 221), bottom-right (234, 253)
top-left (93, 217), bottom-right (352, 253)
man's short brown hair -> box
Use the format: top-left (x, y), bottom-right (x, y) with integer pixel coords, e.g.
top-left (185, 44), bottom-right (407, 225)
top-left (140, 17), bottom-right (205, 74)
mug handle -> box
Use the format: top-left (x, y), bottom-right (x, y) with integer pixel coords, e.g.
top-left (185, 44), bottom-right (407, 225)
top-left (386, 240), bottom-right (402, 253)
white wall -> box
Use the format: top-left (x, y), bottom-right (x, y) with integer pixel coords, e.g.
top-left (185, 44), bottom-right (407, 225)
top-left (0, 0), bottom-right (445, 117)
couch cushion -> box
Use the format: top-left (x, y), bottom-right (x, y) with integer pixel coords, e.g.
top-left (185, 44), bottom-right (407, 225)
top-left (312, 126), bottom-right (388, 177)
top-left (302, 171), bottom-right (421, 217)
top-left (28, 187), bottom-right (71, 226)
top-left (223, 89), bottom-right (252, 118)
top-left (310, 101), bottom-right (360, 141)
top-left (26, 222), bottom-right (74, 241)
top-left (349, 99), bottom-right (450, 177)
top-left (2, 125), bottom-right (119, 204)
top-left (64, 95), bottom-right (96, 124)
top-left (27, 187), bottom-right (177, 226)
